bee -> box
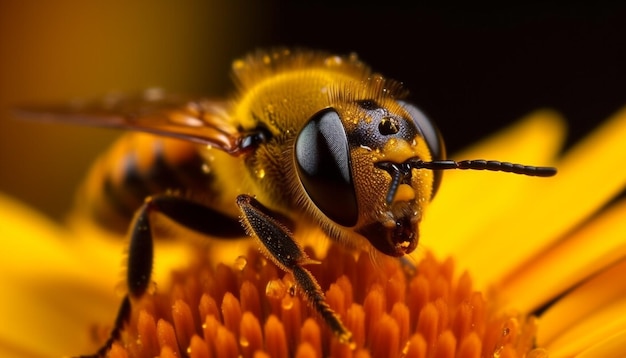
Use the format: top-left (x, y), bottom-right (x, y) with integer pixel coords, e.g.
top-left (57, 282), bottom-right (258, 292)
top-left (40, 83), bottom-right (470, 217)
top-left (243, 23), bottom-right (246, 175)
top-left (18, 48), bottom-right (556, 357)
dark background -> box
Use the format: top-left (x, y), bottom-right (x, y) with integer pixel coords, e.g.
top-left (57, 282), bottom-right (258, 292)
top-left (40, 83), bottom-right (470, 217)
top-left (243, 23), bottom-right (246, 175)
top-left (257, 2), bottom-right (626, 154)
top-left (1, 2), bottom-right (625, 220)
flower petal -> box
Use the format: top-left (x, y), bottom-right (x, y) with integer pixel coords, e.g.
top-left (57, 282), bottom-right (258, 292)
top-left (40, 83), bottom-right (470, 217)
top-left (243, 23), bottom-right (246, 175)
top-left (1, 192), bottom-right (73, 276)
top-left (499, 198), bottom-right (626, 313)
top-left (545, 299), bottom-right (626, 358)
top-left (423, 107), bottom-right (626, 289)
top-left (576, 330), bottom-right (626, 358)
top-left (537, 256), bottom-right (626, 355)
top-left (0, 190), bottom-right (252, 357)
top-left (0, 193), bottom-right (119, 357)
top-left (419, 110), bottom-right (565, 286)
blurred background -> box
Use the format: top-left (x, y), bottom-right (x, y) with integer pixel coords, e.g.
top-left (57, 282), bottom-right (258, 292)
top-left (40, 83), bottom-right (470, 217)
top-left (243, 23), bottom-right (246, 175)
top-left (1, 1), bottom-right (625, 221)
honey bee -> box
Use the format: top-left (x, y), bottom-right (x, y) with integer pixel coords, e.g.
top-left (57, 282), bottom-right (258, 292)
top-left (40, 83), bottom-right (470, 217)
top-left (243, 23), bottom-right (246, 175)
top-left (18, 48), bottom-right (556, 357)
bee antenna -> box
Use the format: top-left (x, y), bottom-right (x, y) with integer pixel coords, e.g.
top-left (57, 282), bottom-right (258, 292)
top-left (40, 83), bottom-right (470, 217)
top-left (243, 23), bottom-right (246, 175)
top-left (407, 158), bottom-right (557, 177)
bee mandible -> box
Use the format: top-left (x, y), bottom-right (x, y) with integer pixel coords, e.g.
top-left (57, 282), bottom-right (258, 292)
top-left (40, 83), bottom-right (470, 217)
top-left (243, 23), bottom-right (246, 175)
top-left (18, 48), bottom-right (557, 357)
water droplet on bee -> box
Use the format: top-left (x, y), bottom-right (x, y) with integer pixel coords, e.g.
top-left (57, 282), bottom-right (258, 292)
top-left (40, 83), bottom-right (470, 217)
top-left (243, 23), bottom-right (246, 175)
top-left (201, 163), bottom-right (211, 174)
top-left (256, 168), bottom-right (266, 179)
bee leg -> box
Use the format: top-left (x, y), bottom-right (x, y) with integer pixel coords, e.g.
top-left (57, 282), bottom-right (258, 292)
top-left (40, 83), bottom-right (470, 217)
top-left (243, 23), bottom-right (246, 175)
top-left (81, 195), bottom-right (244, 357)
top-left (236, 194), bottom-right (353, 344)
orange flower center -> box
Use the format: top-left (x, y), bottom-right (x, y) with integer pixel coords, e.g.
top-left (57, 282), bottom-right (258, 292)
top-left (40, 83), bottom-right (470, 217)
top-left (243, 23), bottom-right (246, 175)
top-left (101, 243), bottom-right (547, 358)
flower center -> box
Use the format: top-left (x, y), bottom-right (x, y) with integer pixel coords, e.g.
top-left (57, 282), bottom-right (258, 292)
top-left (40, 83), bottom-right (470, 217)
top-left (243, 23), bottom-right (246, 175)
top-left (99, 243), bottom-right (547, 358)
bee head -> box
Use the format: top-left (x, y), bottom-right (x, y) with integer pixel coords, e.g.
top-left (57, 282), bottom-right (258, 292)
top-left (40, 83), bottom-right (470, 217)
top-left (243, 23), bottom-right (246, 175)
top-left (294, 98), bottom-right (444, 257)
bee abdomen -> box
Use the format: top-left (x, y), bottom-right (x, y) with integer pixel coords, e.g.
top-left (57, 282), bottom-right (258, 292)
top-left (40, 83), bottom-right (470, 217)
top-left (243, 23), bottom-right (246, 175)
top-left (77, 133), bottom-right (214, 233)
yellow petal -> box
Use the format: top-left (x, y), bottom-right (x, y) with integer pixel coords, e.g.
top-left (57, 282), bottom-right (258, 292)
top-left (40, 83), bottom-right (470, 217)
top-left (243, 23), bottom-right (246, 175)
top-left (0, 192), bottom-right (241, 357)
top-left (0, 192), bottom-right (72, 275)
top-left (419, 110), bottom-right (565, 287)
top-left (0, 193), bottom-right (119, 357)
top-left (576, 330), bottom-right (626, 358)
top-left (544, 298), bottom-right (626, 357)
top-left (499, 198), bottom-right (626, 313)
top-left (426, 107), bottom-right (626, 289)
top-left (537, 256), bottom-right (626, 354)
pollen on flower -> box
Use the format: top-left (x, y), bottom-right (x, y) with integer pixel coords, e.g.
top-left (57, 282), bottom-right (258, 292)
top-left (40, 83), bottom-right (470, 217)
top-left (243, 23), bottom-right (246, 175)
top-left (102, 242), bottom-right (545, 358)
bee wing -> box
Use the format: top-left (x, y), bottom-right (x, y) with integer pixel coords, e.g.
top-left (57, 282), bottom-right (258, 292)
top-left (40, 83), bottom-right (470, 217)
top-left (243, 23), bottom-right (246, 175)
top-left (15, 90), bottom-right (246, 155)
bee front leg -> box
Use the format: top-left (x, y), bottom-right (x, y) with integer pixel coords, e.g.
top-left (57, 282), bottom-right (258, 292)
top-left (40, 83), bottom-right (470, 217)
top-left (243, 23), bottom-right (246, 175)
top-left (236, 194), bottom-right (353, 344)
top-left (80, 195), bottom-right (244, 358)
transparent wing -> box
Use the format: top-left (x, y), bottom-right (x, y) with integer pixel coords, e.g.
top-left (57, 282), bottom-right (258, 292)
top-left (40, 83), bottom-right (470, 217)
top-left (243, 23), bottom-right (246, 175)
top-left (15, 89), bottom-right (247, 155)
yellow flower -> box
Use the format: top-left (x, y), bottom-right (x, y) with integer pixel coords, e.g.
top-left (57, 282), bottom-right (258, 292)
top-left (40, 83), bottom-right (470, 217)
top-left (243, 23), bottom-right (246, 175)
top-left (1, 107), bottom-right (625, 358)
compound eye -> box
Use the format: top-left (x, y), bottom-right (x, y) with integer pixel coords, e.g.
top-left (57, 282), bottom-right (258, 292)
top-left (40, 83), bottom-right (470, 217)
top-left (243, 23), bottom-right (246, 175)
top-left (295, 108), bottom-right (358, 227)
top-left (398, 101), bottom-right (447, 198)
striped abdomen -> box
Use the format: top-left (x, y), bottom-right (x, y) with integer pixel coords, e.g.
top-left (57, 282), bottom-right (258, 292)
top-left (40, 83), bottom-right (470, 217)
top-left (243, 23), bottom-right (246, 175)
top-left (75, 133), bottom-right (216, 233)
